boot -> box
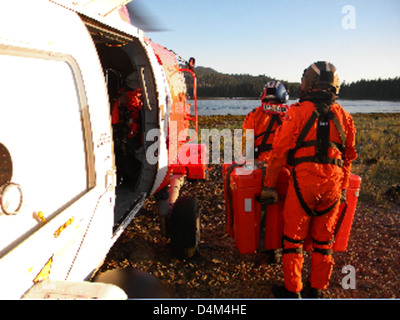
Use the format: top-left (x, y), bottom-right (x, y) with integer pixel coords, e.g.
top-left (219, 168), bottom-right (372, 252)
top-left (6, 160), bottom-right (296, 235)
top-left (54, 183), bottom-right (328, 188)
top-left (308, 287), bottom-right (323, 299)
top-left (266, 250), bottom-right (281, 264)
top-left (272, 285), bottom-right (301, 299)
top-left (302, 281), bottom-right (324, 298)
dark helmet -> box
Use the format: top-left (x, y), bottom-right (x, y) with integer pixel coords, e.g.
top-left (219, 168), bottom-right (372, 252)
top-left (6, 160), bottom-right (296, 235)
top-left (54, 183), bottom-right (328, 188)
top-left (260, 80), bottom-right (289, 104)
top-left (300, 61), bottom-right (340, 96)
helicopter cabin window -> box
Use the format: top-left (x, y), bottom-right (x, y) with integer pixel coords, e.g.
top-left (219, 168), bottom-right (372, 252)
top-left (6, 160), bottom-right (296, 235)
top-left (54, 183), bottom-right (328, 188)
top-left (0, 51), bottom-right (92, 219)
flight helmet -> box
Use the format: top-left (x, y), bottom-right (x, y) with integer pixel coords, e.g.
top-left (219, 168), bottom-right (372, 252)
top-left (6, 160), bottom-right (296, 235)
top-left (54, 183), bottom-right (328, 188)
top-left (300, 61), bottom-right (340, 96)
top-left (260, 80), bottom-right (289, 104)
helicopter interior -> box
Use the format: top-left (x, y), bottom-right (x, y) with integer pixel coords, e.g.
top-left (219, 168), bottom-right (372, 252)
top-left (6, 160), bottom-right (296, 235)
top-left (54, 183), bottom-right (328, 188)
top-left (83, 19), bottom-right (160, 229)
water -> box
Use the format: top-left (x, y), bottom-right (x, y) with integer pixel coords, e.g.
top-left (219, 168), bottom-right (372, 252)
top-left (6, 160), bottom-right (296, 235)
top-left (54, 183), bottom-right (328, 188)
top-left (189, 99), bottom-right (400, 116)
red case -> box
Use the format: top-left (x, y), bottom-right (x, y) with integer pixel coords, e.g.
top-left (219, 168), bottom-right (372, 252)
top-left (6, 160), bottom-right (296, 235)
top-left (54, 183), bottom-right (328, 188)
top-left (224, 165), bottom-right (289, 254)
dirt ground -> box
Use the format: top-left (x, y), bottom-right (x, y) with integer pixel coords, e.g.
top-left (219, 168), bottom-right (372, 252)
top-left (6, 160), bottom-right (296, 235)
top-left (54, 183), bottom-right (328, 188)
top-left (98, 163), bottom-right (400, 299)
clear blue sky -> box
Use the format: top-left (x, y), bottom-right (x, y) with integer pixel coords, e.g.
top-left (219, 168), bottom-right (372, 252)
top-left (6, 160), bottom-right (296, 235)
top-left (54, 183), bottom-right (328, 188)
top-left (135, 0), bottom-right (400, 84)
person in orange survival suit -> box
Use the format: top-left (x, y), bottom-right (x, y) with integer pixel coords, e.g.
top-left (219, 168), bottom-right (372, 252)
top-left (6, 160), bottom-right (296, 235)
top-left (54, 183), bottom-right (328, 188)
top-left (242, 81), bottom-right (290, 263)
top-left (260, 61), bottom-right (357, 298)
top-left (111, 71), bottom-right (144, 186)
top-left (243, 80), bottom-right (290, 162)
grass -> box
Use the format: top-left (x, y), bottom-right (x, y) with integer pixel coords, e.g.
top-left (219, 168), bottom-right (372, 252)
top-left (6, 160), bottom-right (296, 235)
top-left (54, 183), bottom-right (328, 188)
top-left (351, 113), bottom-right (400, 206)
top-left (198, 113), bottom-right (400, 207)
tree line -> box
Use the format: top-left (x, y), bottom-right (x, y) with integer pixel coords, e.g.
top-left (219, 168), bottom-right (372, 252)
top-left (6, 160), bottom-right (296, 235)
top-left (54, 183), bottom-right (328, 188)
top-left (340, 78), bottom-right (400, 100)
top-left (185, 67), bottom-right (399, 101)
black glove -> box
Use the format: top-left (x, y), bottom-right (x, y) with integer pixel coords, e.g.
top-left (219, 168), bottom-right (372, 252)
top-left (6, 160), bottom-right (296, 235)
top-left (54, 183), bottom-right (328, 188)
top-left (260, 187), bottom-right (278, 205)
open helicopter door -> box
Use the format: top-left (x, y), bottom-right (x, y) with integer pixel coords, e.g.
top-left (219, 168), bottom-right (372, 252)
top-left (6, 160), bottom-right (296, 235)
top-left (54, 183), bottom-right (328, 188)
top-left (84, 29), bottom-right (164, 235)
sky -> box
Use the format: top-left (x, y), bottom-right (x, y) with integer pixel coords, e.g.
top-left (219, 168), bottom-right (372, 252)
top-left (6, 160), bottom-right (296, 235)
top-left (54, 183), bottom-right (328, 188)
top-left (133, 0), bottom-right (400, 84)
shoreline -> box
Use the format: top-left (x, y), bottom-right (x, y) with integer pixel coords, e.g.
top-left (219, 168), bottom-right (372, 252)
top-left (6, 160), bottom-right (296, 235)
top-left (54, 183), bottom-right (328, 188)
top-left (198, 112), bottom-right (400, 120)
top-left (195, 97), bottom-right (400, 102)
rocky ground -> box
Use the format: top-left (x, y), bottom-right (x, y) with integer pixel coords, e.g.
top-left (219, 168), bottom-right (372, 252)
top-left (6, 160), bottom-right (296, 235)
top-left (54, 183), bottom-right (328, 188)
top-left (98, 163), bottom-right (400, 299)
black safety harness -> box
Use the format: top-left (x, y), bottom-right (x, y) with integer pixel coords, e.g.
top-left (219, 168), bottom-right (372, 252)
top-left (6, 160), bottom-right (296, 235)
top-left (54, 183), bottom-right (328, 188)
top-left (282, 102), bottom-right (348, 256)
top-left (287, 102), bottom-right (346, 217)
top-left (254, 115), bottom-right (282, 158)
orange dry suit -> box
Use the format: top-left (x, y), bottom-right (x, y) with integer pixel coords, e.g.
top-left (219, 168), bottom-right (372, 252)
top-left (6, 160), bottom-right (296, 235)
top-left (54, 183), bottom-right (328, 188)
top-left (242, 103), bottom-right (289, 161)
top-left (111, 88), bottom-right (143, 138)
top-left (111, 88), bottom-right (144, 184)
top-left (263, 96), bottom-right (357, 293)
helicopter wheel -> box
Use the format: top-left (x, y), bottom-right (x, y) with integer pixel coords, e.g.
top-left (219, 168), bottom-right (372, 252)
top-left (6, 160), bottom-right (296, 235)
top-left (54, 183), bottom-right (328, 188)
top-left (170, 196), bottom-right (200, 259)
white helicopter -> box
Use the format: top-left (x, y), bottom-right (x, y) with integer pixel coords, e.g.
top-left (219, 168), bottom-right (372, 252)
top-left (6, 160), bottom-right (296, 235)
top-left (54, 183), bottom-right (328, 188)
top-left (0, 0), bottom-right (206, 299)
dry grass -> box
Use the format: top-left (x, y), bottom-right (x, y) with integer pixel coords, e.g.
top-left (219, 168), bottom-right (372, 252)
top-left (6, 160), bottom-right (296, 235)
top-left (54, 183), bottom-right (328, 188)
top-left (351, 113), bottom-right (400, 206)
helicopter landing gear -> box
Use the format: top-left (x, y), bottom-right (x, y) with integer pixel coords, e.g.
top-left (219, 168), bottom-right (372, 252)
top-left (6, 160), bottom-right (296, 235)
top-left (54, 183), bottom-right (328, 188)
top-left (155, 175), bottom-right (200, 260)
top-left (170, 195), bottom-right (200, 259)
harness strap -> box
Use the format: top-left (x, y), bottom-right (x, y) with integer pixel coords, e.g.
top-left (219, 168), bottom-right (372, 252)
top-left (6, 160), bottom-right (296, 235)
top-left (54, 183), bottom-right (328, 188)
top-left (297, 140), bottom-right (343, 151)
top-left (287, 110), bottom-right (318, 166)
top-left (312, 238), bottom-right (334, 246)
top-left (297, 110), bottom-right (318, 147)
top-left (292, 167), bottom-right (339, 217)
top-left (254, 115), bottom-right (282, 157)
top-left (281, 234), bottom-right (304, 254)
top-left (313, 247), bottom-right (333, 256)
top-left (329, 112), bottom-right (347, 149)
top-left (282, 234), bottom-right (305, 244)
top-left (283, 247), bottom-right (304, 255)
